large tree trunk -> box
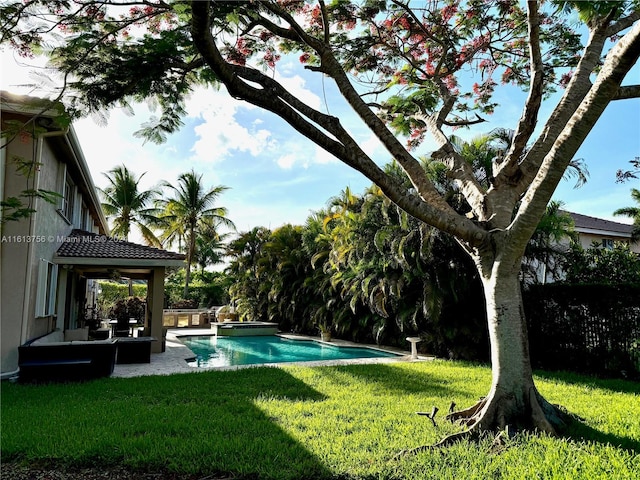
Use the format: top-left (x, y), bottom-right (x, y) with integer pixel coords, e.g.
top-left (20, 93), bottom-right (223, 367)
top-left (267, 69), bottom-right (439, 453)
top-left (447, 242), bottom-right (566, 436)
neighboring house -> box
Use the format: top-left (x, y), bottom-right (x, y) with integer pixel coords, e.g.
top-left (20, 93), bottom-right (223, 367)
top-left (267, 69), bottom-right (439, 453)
top-left (1, 91), bottom-right (184, 379)
top-left (567, 211), bottom-right (640, 254)
top-left (525, 210), bottom-right (639, 285)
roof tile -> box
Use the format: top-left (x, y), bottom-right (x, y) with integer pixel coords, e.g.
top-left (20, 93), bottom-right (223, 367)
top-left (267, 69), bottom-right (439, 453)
top-left (566, 211), bottom-right (634, 235)
top-left (56, 230), bottom-right (185, 261)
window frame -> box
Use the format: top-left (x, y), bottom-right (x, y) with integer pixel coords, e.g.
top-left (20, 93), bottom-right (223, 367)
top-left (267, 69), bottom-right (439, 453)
top-left (602, 238), bottom-right (615, 250)
top-left (57, 163), bottom-right (76, 224)
top-left (61, 172), bottom-right (75, 221)
top-left (35, 258), bottom-right (58, 318)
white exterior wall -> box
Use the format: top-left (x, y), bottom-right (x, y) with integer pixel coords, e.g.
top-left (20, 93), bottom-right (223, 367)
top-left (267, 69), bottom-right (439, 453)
top-left (576, 231), bottom-right (640, 254)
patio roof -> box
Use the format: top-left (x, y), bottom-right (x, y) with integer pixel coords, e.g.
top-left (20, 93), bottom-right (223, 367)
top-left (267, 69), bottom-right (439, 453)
top-left (54, 229), bottom-right (185, 272)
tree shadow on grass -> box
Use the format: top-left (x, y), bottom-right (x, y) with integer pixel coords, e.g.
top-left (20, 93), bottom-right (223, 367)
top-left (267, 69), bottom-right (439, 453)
top-left (315, 363), bottom-right (474, 398)
top-left (534, 368), bottom-right (640, 394)
top-left (1, 367), bottom-right (332, 480)
top-left (561, 413), bottom-right (640, 454)
top-left (533, 369), bottom-right (640, 453)
top-left (326, 364), bottom-right (640, 455)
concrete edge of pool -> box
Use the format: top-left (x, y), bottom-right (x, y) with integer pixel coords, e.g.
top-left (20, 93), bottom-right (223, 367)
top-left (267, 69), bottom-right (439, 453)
top-left (110, 328), bottom-right (435, 378)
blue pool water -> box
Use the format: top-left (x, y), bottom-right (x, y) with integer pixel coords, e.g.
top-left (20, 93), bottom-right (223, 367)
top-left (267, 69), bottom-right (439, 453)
top-left (179, 335), bottom-right (400, 368)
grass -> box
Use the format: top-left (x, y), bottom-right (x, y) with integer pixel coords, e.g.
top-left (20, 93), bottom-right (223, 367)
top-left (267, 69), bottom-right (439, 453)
top-left (1, 361), bottom-right (639, 479)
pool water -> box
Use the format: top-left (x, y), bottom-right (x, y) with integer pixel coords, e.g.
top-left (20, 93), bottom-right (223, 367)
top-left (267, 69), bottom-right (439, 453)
top-left (179, 335), bottom-right (400, 368)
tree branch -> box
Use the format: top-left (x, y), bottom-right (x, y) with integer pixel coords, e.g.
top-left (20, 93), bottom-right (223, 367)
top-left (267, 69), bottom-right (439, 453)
top-left (516, 16), bottom-right (612, 192)
top-left (421, 78), bottom-right (488, 220)
top-left (513, 19), bottom-right (640, 245)
top-left (318, 0), bottom-right (330, 44)
top-left (606, 10), bottom-right (640, 37)
top-left (424, 113), bottom-right (488, 220)
top-left (494, 1), bottom-right (544, 184)
top-left (190, 0), bottom-right (487, 247)
top-left (613, 84), bottom-right (640, 100)
top-left (243, 11), bottom-right (301, 43)
top-left (260, 1), bottom-right (325, 50)
top-left (441, 114), bottom-right (486, 127)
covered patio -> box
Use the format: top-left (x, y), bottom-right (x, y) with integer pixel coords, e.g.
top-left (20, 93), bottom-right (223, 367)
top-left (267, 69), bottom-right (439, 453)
top-left (54, 229), bottom-right (185, 353)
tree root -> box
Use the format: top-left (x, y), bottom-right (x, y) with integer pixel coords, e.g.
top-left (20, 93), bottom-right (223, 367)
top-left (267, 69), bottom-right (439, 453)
top-left (445, 397), bottom-right (486, 426)
top-left (488, 428), bottom-right (515, 455)
top-left (392, 429), bottom-right (478, 459)
top-left (394, 388), bottom-right (574, 460)
top-left (416, 406), bottom-right (439, 426)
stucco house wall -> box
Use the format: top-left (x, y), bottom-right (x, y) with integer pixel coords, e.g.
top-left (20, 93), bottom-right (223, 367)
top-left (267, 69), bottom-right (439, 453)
top-left (2, 91), bottom-right (184, 378)
top-left (1, 92), bottom-right (107, 376)
top-left (568, 211), bottom-right (639, 254)
top-left (575, 231), bottom-right (640, 253)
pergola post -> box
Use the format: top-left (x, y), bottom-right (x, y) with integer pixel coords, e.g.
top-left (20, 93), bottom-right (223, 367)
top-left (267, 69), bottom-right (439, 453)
top-left (148, 266), bottom-right (166, 353)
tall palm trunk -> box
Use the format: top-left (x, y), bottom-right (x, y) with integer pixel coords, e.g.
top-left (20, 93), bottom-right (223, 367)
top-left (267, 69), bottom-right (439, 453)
top-left (124, 232), bottom-right (134, 297)
top-left (183, 223), bottom-right (197, 299)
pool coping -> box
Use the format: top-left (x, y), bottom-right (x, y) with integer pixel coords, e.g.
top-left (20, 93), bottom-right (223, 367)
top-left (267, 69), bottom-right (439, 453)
top-left (110, 329), bottom-right (433, 378)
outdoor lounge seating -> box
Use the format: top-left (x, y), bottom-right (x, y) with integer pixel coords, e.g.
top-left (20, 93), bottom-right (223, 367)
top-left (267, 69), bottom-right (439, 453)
top-left (115, 337), bottom-right (156, 364)
top-left (18, 329), bottom-right (117, 383)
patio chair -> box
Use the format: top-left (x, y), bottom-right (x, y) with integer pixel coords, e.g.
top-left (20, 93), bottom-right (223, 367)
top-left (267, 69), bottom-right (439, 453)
top-left (113, 318), bottom-right (132, 337)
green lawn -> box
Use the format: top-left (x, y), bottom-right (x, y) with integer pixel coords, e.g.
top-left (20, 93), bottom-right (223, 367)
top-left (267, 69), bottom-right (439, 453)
top-left (1, 361), bottom-right (639, 479)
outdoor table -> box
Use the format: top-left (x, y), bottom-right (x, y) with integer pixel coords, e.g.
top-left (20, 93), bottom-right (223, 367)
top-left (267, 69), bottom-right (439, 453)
top-left (109, 319), bottom-right (138, 337)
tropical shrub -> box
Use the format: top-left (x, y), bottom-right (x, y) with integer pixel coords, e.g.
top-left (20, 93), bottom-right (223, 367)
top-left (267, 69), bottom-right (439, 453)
top-left (562, 242), bottom-right (640, 284)
top-left (108, 296), bottom-right (146, 322)
top-left (97, 281), bottom-right (147, 318)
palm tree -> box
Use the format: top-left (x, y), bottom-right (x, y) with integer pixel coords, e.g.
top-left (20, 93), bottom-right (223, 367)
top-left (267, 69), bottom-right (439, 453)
top-left (614, 188), bottom-right (640, 242)
top-left (195, 217), bottom-right (232, 271)
top-left (158, 170), bottom-right (234, 298)
top-left (522, 201), bottom-right (577, 284)
top-left (226, 227), bottom-right (272, 320)
top-left (99, 165), bottom-right (161, 246)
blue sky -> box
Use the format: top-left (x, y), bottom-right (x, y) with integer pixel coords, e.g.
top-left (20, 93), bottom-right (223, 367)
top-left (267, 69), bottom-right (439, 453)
top-left (2, 42), bottom-right (639, 240)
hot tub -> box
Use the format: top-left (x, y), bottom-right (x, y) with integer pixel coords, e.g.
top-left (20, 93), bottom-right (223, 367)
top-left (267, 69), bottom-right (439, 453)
top-left (211, 321), bottom-right (279, 337)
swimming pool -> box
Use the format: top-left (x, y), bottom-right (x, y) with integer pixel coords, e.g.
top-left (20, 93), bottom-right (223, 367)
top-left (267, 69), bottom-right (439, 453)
top-left (179, 335), bottom-right (400, 368)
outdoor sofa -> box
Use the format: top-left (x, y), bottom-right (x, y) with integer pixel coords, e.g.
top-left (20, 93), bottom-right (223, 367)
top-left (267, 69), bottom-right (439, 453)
top-left (18, 328), bottom-right (117, 383)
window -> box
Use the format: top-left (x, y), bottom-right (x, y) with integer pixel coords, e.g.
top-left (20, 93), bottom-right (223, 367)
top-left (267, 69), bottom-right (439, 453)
top-left (35, 258), bottom-right (58, 317)
top-left (57, 163), bottom-right (76, 223)
top-left (81, 203), bottom-right (90, 231)
top-left (61, 173), bottom-right (75, 221)
top-left (602, 238), bottom-right (614, 249)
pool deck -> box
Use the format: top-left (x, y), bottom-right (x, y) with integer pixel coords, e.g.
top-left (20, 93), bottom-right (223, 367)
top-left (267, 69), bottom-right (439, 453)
top-left (111, 329), bottom-right (433, 379)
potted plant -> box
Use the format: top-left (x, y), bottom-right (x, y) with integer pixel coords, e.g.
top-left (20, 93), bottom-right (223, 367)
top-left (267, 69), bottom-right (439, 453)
top-left (319, 322), bottom-right (332, 342)
top-left (217, 305), bottom-right (238, 322)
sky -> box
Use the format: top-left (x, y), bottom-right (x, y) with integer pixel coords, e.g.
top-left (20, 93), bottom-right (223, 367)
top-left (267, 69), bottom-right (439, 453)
top-left (2, 32), bottom-right (639, 242)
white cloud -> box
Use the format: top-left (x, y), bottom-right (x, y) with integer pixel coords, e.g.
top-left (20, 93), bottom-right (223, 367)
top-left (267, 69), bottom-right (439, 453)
top-left (359, 132), bottom-right (388, 160)
top-left (73, 106), bottom-right (188, 192)
top-left (277, 73), bottom-right (322, 110)
top-left (182, 73), bottom-right (321, 166)
top-left (191, 118), bottom-right (273, 162)
top-left (276, 153), bottom-right (297, 169)
top-left (314, 145), bottom-right (338, 165)
top-left (184, 88), bottom-right (275, 164)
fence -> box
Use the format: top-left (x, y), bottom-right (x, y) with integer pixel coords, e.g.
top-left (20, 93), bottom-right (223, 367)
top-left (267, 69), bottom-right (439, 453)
top-left (524, 284), bottom-right (640, 378)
